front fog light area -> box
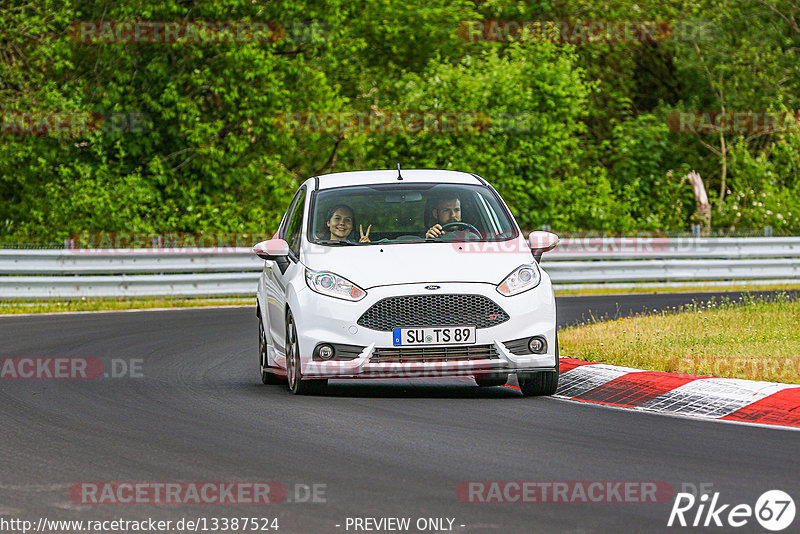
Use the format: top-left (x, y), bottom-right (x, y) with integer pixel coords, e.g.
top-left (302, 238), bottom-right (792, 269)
top-left (503, 336), bottom-right (548, 355)
top-left (312, 343), bottom-right (366, 361)
top-left (528, 337), bottom-right (547, 354)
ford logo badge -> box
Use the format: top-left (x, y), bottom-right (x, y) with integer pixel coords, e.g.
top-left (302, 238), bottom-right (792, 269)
top-left (424, 285), bottom-right (441, 290)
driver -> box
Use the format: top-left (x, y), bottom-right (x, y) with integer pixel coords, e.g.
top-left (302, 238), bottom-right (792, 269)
top-left (425, 196), bottom-right (462, 239)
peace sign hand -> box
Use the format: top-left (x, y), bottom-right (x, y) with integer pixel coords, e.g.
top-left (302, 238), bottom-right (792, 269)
top-left (359, 224), bottom-right (371, 242)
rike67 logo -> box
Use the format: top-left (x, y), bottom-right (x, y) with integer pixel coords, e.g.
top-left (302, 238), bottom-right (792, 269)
top-left (668, 490), bottom-right (795, 531)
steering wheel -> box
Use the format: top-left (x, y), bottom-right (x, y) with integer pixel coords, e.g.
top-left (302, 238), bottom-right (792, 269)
top-left (441, 221), bottom-right (481, 237)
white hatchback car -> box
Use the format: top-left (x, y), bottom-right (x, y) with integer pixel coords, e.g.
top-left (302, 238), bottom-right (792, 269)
top-left (253, 169), bottom-right (560, 395)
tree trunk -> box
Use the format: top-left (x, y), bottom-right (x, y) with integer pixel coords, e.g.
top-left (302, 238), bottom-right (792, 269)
top-left (718, 132), bottom-right (728, 209)
top-left (686, 171), bottom-right (711, 236)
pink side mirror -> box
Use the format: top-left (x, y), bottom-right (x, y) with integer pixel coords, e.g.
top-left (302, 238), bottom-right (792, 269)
top-left (528, 231), bottom-right (559, 262)
top-left (253, 239), bottom-right (289, 260)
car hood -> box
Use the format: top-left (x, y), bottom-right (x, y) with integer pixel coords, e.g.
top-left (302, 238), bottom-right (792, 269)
top-left (302, 239), bottom-right (535, 289)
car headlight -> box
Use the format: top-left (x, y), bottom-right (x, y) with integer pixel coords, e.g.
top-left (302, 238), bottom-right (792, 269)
top-left (497, 263), bottom-right (541, 296)
top-left (305, 269), bottom-right (366, 301)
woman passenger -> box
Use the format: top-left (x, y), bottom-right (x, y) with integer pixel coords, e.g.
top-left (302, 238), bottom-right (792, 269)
top-left (323, 204), bottom-right (370, 242)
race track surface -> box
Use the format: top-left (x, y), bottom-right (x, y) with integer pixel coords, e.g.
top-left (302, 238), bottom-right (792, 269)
top-left (1, 291), bottom-right (798, 533)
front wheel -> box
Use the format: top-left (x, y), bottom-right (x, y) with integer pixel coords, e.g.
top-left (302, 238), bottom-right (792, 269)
top-left (517, 367), bottom-right (559, 396)
top-left (285, 311), bottom-right (327, 395)
top-left (259, 316), bottom-right (286, 385)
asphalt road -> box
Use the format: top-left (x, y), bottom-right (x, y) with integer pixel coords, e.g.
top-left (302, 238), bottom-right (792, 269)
top-left (1, 291), bottom-right (798, 534)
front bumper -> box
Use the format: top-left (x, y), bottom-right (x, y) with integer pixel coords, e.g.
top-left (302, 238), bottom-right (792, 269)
top-left (291, 280), bottom-right (557, 380)
top-left (302, 343), bottom-right (556, 379)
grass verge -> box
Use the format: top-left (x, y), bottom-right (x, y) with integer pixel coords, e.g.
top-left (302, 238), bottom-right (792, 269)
top-left (559, 293), bottom-right (800, 384)
top-left (554, 282), bottom-right (800, 296)
top-left (0, 297), bottom-right (255, 314)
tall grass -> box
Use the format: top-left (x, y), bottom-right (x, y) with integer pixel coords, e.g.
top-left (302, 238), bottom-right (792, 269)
top-left (560, 293), bottom-right (800, 383)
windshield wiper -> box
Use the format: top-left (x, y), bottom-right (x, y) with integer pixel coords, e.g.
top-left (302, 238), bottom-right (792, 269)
top-left (316, 240), bottom-right (360, 246)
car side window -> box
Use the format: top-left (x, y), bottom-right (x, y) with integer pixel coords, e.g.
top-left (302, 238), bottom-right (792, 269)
top-left (277, 188), bottom-right (301, 238)
top-left (285, 187), bottom-right (306, 258)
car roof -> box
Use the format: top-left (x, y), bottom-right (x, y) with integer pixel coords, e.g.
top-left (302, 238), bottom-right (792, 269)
top-left (313, 169), bottom-right (484, 190)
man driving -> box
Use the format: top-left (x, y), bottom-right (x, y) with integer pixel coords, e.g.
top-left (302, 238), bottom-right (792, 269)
top-left (425, 196), bottom-right (462, 239)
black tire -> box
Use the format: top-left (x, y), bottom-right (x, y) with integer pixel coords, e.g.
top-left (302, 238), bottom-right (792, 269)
top-left (517, 368), bottom-right (559, 396)
top-left (474, 372), bottom-right (509, 387)
top-left (517, 332), bottom-right (560, 397)
top-left (259, 315), bottom-right (287, 385)
top-left (285, 311), bottom-right (327, 395)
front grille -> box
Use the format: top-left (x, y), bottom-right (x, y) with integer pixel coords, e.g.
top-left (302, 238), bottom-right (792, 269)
top-left (371, 344), bottom-right (499, 363)
top-left (357, 294), bottom-right (509, 331)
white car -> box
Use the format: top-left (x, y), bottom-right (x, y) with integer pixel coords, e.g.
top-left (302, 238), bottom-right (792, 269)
top-left (253, 169), bottom-right (560, 395)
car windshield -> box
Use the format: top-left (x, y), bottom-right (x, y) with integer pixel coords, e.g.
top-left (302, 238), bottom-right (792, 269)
top-left (309, 183), bottom-right (517, 245)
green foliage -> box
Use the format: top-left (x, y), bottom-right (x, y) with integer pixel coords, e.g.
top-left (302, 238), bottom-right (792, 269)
top-left (1, 0), bottom-right (800, 242)
top-left (361, 42), bottom-right (611, 229)
top-left (717, 127), bottom-right (800, 231)
top-left (607, 113), bottom-right (692, 229)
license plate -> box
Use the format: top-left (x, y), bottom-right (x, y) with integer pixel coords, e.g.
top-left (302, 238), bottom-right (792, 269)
top-left (392, 326), bottom-right (476, 346)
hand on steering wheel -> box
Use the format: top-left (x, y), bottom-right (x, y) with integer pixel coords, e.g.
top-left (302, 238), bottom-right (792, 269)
top-left (426, 221), bottom-right (481, 239)
top-left (441, 221), bottom-right (481, 236)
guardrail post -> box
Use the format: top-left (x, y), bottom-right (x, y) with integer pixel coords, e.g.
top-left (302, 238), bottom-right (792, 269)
top-left (764, 226), bottom-right (772, 237)
top-left (691, 224), bottom-right (701, 238)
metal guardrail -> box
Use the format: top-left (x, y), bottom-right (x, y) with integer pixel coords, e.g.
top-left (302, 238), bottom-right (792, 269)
top-left (542, 237), bottom-right (800, 260)
top-left (0, 273), bottom-right (257, 298)
top-left (544, 259), bottom-right (800, 282)
top-left (1, 237), bottom-right (799, 298)
top-left (0, 248), bottom-right (258, 275)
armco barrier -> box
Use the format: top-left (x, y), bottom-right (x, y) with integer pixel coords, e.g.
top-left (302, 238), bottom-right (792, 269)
top-left (0, 237), bottom-right (799, 298)
top-left (0, 247), bottom-right (258, 274)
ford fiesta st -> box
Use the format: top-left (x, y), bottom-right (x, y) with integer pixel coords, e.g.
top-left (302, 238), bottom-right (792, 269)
top-left (253, 169), bottom-right (560, 395)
